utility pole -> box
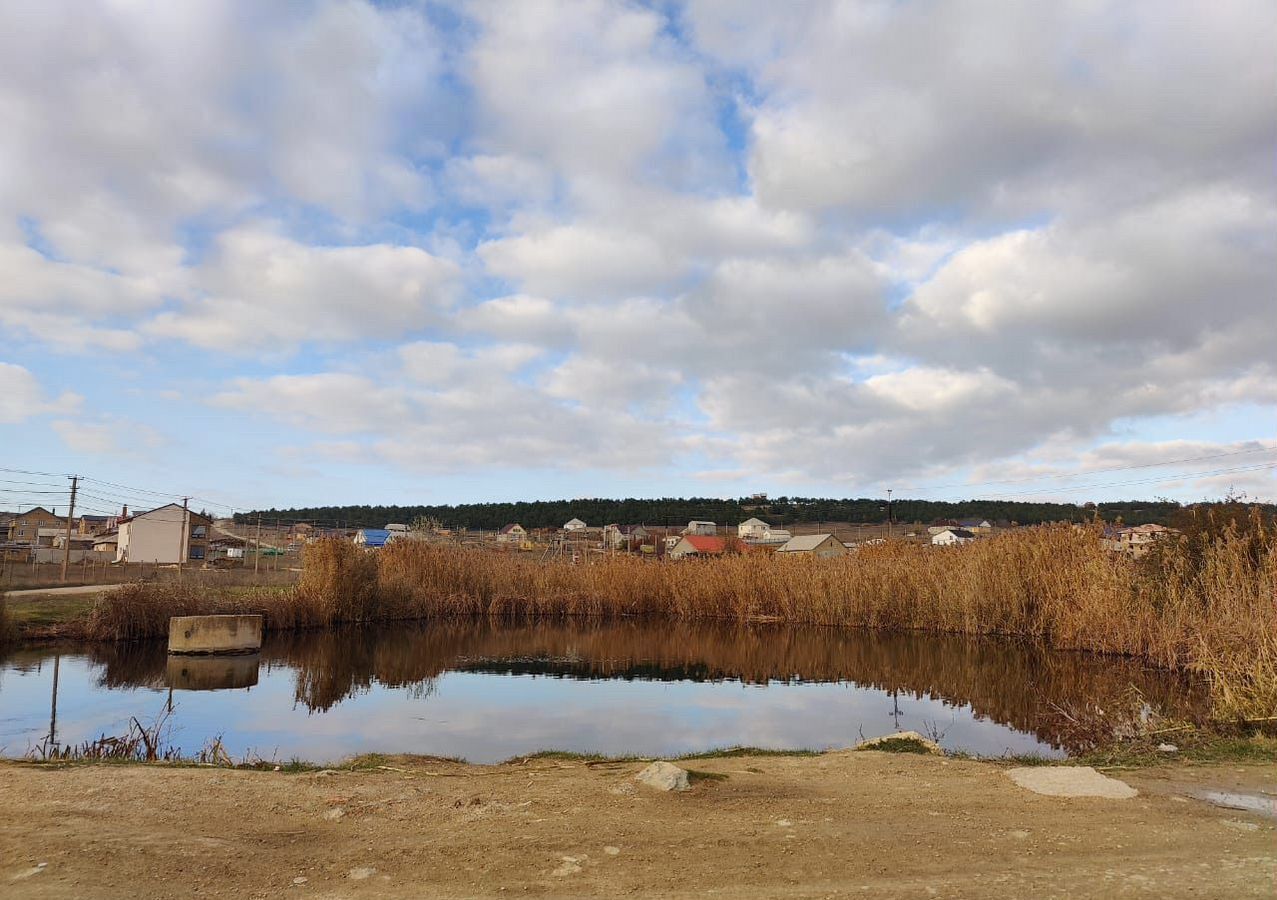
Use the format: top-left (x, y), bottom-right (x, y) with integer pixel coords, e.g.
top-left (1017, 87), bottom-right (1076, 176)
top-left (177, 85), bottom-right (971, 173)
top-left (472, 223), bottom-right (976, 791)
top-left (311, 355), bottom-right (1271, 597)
top-left (60, 475), bottom-right (78, 583)
top-left (178, 497), bottom-right (189, 579)
top-left (254, 513), bottom-right (262, 575)
top-left (886, 488), bottom-right (894, 540)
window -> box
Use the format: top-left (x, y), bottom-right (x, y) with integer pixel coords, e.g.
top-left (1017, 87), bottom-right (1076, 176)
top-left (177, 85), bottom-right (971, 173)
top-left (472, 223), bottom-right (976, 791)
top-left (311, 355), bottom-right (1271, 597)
top-left (191, 525), bottom-right (207, 538)
top-left (189, 545), bottom-right (206, 560)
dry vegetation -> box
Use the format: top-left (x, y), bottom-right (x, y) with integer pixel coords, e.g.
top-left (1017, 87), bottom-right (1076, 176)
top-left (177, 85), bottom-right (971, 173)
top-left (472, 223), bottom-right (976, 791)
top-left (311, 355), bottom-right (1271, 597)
top-left (67, 519), bottom-right (1277, 719)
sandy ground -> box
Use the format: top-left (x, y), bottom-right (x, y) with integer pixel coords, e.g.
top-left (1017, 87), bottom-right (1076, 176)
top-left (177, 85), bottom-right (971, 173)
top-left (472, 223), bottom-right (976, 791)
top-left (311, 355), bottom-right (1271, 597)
top-left (0, 753), bottom-right (1273, 899)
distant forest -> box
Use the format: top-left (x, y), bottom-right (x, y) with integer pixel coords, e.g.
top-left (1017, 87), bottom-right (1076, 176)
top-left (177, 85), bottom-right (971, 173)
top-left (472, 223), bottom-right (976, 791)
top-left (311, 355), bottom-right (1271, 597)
top-left (230, 497), bottom-right (1257, 531)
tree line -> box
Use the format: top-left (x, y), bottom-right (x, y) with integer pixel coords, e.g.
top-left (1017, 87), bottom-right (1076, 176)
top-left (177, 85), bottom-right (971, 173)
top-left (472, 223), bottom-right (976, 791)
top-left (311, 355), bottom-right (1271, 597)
top-left (231, 496), bottom-right (1256, 531)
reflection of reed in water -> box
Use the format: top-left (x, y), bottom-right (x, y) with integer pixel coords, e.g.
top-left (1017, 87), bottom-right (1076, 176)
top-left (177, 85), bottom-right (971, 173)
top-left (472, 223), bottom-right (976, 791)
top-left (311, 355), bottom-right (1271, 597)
top-left (47, 620), bottom-right (1207, 752)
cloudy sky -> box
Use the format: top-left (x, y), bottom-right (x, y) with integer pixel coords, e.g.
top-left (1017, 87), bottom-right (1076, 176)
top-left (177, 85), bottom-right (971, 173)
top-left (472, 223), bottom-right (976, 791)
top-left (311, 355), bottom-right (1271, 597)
top-left (2, 0), bottom-right (1274, 516)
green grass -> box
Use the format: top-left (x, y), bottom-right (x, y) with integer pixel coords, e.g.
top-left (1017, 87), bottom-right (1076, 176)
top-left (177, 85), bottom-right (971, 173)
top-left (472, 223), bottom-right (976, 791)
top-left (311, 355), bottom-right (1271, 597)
top-left (3, 595), bottom-right (96, 629)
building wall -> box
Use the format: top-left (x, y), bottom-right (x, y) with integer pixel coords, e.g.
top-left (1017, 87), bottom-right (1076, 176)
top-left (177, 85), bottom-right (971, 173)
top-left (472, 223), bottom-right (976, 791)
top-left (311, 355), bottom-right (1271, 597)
top-left (8, 509), bottom-right (63, 545)
top-left (117, 511), bottom-right (210, 564)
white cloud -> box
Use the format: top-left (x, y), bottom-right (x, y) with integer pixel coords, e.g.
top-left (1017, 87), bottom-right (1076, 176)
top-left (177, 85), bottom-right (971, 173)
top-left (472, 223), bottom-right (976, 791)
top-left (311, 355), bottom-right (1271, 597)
top-left (0, 364), bottom-right (81, 424)
top-left (145, 227), bottom-right (461, 351)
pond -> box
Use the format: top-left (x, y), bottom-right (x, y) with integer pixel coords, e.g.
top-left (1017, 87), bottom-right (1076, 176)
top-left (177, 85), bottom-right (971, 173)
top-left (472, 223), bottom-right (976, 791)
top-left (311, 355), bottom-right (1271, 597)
top-left (0, 620), bottom-right (1207, 763)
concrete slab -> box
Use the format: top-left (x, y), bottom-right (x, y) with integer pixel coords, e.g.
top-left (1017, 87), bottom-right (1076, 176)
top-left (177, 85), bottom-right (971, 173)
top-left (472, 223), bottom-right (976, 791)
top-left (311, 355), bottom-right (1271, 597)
top-left (1006, 766), bottom-right (1138, 799)
top-left (168, 614), bottom-right (263, 655)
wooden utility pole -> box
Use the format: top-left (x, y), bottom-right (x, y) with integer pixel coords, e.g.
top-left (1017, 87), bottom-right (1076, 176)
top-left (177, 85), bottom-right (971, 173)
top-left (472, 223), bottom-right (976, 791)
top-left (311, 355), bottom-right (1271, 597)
top-left (254, 514), bottom-right (262, 575)
top-left (60, 475), bottom-right (78, 583)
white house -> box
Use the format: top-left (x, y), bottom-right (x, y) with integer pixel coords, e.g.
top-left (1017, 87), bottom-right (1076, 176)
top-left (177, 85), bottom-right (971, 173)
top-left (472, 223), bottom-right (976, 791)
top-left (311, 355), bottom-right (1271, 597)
top-left (683, 520), bottom-right (717, 536)
top-left (776, 534), bottom-right (848, 558)
top-left (116, 503), bottom-right (212, 564)
top-left (563, 518), bottom-right (588, 532)
top-left (931, 528), bottom-right (976, 546)
top-left (604, 524), bottom-right (649, 548)
top-left (761, 526), bottom-right (792, 544)
top-left (737, 517), bottom-right (769, 539)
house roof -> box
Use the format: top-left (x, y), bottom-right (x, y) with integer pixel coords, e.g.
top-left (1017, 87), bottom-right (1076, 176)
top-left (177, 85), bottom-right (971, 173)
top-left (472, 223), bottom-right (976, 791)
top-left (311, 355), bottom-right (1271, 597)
top-left (14, 507), bottom-right (56, 519)
top-left (739, 518), bottom-right (768, 527)
top-left (778, 534), bottom-right (838, 552)
top-left (678, 535), bottom-right (726, 553)
top-left (499, 524), bottom-right (524, 534)
top-left (938, 528), bottom-right (976, 539)
top-left (564, 518), bottom-right (586, 527)
top-left (957, 518), bottom-right (990, 527)
top-left (119, 503), bottom-right (213, 525)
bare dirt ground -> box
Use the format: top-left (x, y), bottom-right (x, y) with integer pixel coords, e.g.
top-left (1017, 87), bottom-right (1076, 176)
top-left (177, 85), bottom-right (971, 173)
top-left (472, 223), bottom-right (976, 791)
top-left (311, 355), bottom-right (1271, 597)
top-left (1, 752), bottom-right (1273, 899)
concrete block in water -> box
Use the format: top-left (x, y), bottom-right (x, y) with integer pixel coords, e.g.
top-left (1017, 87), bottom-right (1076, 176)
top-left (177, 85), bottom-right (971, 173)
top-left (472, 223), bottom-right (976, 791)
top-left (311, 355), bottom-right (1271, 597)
top-left (168, 614), bottom-right (263, 655)
top-left (166, 654), bottom-right (260, 690)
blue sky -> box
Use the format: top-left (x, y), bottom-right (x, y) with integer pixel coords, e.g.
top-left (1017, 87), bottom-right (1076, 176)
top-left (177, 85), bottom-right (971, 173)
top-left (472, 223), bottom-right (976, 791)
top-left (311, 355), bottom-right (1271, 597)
top-left (1, 0), bottom-right (1274, 517)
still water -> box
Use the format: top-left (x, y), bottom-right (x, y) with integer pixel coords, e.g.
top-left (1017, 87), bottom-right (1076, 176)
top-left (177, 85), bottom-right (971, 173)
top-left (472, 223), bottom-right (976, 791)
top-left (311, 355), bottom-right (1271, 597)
top-left (0, 620), bottom-right (1205, 763)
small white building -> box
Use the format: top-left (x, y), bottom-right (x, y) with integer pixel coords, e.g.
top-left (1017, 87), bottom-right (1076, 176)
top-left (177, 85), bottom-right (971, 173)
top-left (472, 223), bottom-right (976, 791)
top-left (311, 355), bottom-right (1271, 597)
top-left (931, 528), bottom-right (976, 546)
top-left (563, 518), bottom-right (588, 532)
top-left (683, 520), bottom-right (716, 536)
top-left (737, 517), bottom-right (770, 539)
top-left (776, 534), bottom-right (848, 558)
top-left (385, 523), bottom-right (409, 534)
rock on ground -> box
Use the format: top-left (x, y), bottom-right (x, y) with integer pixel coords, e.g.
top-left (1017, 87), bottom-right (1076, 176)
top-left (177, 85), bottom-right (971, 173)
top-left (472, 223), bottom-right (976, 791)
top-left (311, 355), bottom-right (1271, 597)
top-left (635, 761), bottom-right (690, 792)
top-left (855, 731), bottom-right (943, 755)
top-left (1006, 766), bottom-right (1138, 799)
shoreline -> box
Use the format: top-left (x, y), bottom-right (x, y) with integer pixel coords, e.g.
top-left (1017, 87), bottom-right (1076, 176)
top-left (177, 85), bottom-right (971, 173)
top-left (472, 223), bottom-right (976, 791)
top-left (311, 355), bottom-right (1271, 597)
top-left (3, 747), bottom-right (1273, 898)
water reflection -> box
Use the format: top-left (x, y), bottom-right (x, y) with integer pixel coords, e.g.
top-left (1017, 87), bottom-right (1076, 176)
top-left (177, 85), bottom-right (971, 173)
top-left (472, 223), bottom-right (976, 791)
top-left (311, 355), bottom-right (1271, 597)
top-left (167, 655), bottom-right (260, 691)
top-left (0, 619), bottom-right (1208, 760)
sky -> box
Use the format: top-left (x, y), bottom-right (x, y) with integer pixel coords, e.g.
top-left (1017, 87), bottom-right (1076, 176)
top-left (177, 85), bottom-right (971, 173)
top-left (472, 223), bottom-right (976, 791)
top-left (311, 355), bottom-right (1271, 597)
top-left (1, 0), bottom-right (1274, 518)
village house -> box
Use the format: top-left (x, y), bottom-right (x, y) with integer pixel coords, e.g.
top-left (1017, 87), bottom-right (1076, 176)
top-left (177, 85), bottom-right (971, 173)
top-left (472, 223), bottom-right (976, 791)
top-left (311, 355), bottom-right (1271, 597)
top-left (116, 504), bottom-right (212, 564)
top-left (497, 523), bottom-right (527, 543)
top-left (354, 528), bottom-right (391, 548)
top-left (737, 517), bottom-right (770, 540)
top-left (603, 523), bottom-right (649, 549)
top-left (563, 518), bottom-right (587, 532)
top-left (1103, 523), bottom-right (1177, 558)
top-left (932, 528), bottom-right (976, 546)
top-left (957, 518), bottom-right (993, 532)
top-left (6, 507), bottom-right (63, 546)
top-left (668, 534), bottom-right (727, 560)
top-left (683, 520), bottom-right (717, 536)
top-left (776, 534), bottom-right (848, 558)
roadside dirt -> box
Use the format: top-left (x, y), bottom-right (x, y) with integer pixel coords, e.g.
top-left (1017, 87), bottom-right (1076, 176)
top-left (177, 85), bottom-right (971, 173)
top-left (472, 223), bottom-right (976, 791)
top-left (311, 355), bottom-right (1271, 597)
top-left (1, 753), bottom-right (1273, 898)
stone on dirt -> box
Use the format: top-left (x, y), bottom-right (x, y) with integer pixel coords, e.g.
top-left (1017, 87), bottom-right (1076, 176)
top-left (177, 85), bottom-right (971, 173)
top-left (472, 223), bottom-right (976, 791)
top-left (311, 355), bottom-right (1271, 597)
top-left (1006, 766), bottom-right (1138, 799)
top-left (347, 867), bottom-right (377, 880)
top-left (1157, 743), bottom-right (1179, 753)
top-left (855, 731), bottom-right (943, 755)
top-left (635, 761), bottom-right (691, 792)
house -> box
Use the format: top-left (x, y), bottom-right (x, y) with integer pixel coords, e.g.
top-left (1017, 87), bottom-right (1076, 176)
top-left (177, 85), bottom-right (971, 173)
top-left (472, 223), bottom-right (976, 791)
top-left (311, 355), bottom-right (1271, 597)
top-left (563, 518), bottom-right (588, 532)
top-left (385, 523), bottom-right (409, 534)
top-left (668, 534), bottom-right (727, 559)
top-left (92, 531), bottom-right (118, 553)
top-left (737, 517), bottom-right (770, 539)
top-left (497, 523), bottom-right (527, 543)
top-left (76, 514), bottom-right (112, 535)
top-left (116, 504), bottom-right (212, 564)
top-left (957, 518), bottom-right (993, 532)
top-left (6, 507), bottom-right (62, 546)
top-left (603, 524), bottom-right (649, 548)
top-left (683, 520), bottom-right (717, 536)
top-left (760, 526), bottom-right (792, 544)
top-left (354, 528), bottom-right (391, 548)
top-left (932, 528), bottom-right (976, 546)
top-left (776, 534), bottom-right (848, 558)
top-left (1103, 523), bottom-right (1177, 558)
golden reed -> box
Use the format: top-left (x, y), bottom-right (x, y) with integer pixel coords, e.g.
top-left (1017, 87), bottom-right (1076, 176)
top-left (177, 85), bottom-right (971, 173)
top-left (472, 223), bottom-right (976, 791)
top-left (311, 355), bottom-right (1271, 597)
top-left (81, 522), bottom-right (1274, 719)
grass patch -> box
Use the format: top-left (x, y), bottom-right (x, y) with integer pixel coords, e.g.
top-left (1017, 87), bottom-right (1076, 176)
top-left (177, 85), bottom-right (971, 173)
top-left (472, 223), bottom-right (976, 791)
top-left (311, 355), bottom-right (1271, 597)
top-left (4, 594), bottom-right (96, 628)
top-left (677, 746), bottom-right (822, 760)
top-left (685, 769), bottom-right (729, 784)
top-left (857, 737), bottom-right (932, 754)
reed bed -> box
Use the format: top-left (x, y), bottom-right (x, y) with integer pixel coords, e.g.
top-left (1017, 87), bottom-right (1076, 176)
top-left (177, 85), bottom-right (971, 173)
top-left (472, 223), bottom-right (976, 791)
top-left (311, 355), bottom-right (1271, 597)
top-left (79, 521), bottom-right (1275, 719)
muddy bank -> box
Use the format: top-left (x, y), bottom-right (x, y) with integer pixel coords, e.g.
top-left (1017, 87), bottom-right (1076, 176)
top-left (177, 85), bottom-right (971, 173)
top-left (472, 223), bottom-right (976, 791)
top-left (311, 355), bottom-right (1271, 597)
top-left (1, 752), bottom-right (1273, 898)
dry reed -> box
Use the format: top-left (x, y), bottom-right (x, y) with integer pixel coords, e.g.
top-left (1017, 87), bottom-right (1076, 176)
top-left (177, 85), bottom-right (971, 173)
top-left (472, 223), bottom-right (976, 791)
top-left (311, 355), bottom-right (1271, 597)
top-left (79, 522), bottom-right (1276, 719)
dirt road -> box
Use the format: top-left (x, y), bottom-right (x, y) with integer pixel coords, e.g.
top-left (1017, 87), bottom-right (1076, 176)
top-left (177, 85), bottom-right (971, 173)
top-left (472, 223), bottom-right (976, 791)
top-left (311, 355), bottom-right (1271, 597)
top-left (1, 753), bottom-right (1272, 898)
top-left (3, 584), bottom-right (124, 599)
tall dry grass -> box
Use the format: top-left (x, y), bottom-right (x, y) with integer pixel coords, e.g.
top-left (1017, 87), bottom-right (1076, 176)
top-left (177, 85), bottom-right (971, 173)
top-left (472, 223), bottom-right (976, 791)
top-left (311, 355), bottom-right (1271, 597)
top-left (79, 522), bottom-right (1275, 719)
